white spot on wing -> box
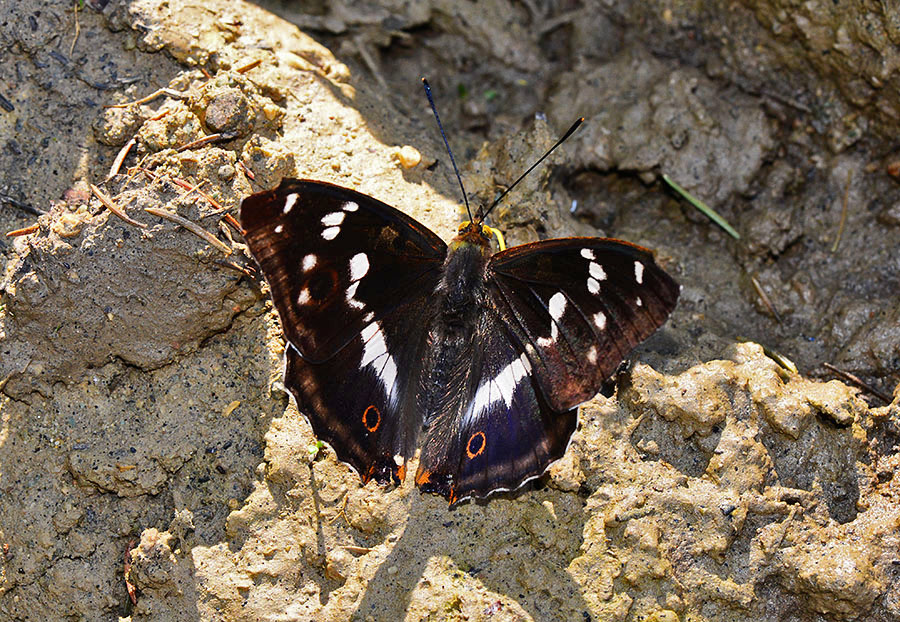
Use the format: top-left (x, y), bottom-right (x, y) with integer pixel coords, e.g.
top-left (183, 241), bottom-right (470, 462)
top-left (322, 226), bottom-right (340, 240)
top-left (298, 288), bottom-right (311, 305)
top-left (345, 281), bottom-right (364, 309)
top-left (464, 352), bottom-right (532, 425)
top-left (283, 193), bottom-right (298, 214)
top-left (274, 224), bottom-right (283, 234)
top-left (587, 346), bottom-right (598, 364)
top-left (589, 262), bottom-right (607, 281)
top-left (634, 261), bottom-right (645, 284)
top-left (321, 212), bottom-right (345, 226)
top-left (581, 249), bottom-right (595, 260)
top-left (343, 201), bottom-right (359, 212)
top-left (360, 322), bottom-right (399, 401)
top-left (636, 296), bottom-right (643, 307)
top-left (361, 322), bottom-right (378, 343)
top-left (593, 311), bottom-right (607, 330)
top-left (349, 253), bottom-right (369, 281)
top-left (519, 352), bottom-right (532, 373)
top-left (302, 254), bottom-right (317, 271)
top-left (363, 311), bottom-right (374, 322)
top-left (537, 322), bottom-right (558, 347)
top-left (378, 357), bottom-right (398, 399)
top-left (587, 277), bottom-right (601, 294)
top-left (548, 292), bottom-right (567, 320)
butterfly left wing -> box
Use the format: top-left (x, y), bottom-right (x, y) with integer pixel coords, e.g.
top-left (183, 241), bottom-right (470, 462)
top-left (241, 179), bottom-right (448, 485)
top-left (488, 237), bottom-right (679, 412)
top-left (415, 315), bottom-right (577, 506)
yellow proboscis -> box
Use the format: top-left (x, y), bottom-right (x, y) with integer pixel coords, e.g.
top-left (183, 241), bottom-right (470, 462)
top-left (484, 225), bottom-right (506, 251)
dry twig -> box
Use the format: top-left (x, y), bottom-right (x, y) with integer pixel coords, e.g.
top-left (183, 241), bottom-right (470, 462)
top-left (106, 137), bottom-right (136, 181)
top-left (750, 275), bottom-right (782, 323)
top-left (235, 59), bottom-right (262, 73)
top-left (831, 169), bottom-right (853, 252)
top-left (823, 362), bottom-right (891, 404)
top-left (90, 184), bottom-right (148, 229)
top-left (70, 1), bottom-right (80, 55)
top-left (171, 177), bottom-right (225, 211)
top-left (176, 133), bottom-right (224, 152)
top-left (144, 207), bottom-right (232, 255)
top-left (124, 539), bottom-right (138, 605)
top-left (105, 88), bottom-right (193, 109)
top-left (5, 224), bottom-right (40, 237)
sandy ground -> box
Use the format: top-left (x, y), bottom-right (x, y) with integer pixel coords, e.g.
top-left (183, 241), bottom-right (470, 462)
top-left (1, 0), bottom-right (898, 620)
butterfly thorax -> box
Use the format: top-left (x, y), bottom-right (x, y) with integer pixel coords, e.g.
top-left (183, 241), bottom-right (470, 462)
top-left (439, 225), bottom-right (492, 327)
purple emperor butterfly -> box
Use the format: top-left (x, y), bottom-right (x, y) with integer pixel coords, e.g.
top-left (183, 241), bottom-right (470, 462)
top-left (240, 84), bottom-right (679, 506)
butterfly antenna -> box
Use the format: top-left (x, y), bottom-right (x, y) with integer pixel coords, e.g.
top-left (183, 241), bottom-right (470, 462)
top-left (479, 117), bottom-right (584, 223)
top-left (422, 78), bottom-right (473, 223)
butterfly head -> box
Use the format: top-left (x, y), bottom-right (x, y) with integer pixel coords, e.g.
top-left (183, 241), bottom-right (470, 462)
top-left (454, 220), bottom-right (506, 252)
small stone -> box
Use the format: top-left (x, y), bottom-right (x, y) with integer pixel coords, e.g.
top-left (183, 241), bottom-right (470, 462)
top-left (204, 88), bottom-right (252, 137)
top-left (325, 548), bottom-right (354, 581)
top-left (94, 106), bottom-right (144, 147)
top-left (396, 145), bottom-right (421, 169)
top-left (217, 164), bottom-right (235, 180)
top-left (53, 212), bottom-right (83, 238)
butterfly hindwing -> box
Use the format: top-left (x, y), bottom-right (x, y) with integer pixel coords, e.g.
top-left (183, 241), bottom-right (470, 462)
top-left (415, 315), bottom-right (577, 505)
top-left (240, 179), bottom-right (447, 362)
top-left (241, 179), bottom-right (448, 483)
top-left (489, 237), bottom-right (679, 412)
top-left (284, 298), bottom-right (430, 484)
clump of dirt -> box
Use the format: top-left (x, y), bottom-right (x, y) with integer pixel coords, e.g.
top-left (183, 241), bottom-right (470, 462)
top-left (1, 0), bottom-right (898, 621)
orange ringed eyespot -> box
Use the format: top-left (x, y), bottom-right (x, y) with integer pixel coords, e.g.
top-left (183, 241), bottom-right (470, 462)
top-left (362, 405), bottom-right (381, 433)
top-left (466, 431), bottom-right (486, 459)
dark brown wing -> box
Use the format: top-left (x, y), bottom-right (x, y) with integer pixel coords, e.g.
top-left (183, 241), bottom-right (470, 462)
top-left (489, 237), bottom-right (679, 412)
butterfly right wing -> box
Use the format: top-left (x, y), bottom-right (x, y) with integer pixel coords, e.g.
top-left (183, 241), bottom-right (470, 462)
top-left (415, 314), bottom-right (577, 505)
top-left (488, 237), bottom-right (679, 413)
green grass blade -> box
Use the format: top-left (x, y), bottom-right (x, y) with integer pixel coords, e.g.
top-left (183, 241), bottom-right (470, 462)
top-left (663, 174), bottom-right (741, 240)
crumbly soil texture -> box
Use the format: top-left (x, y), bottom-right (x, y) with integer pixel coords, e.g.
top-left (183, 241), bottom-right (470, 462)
top-left (1, 1), bottom-right (898, 621)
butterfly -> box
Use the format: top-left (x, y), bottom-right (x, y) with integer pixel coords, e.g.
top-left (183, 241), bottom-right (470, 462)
top-left (240, 80), bottom-right (678, 506)
top-left (240, 176), bottom-right (679, 506)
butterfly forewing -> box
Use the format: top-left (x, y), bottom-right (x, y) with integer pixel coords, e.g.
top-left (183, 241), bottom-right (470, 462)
top-left (241, 179), bottom-right (447, 362)
top-left (415, 316), bottom-right (577, 505)
top-left (489, 237), bottom-right (679, 412)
